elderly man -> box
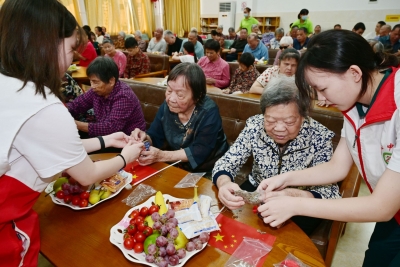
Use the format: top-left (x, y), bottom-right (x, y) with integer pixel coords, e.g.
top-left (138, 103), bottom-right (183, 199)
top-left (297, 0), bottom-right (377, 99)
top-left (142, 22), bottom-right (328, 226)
top-left (243, 33), bottom-right (269, 60)
top-left (67, 57), bottom-right (146, 138)
top-left (216, 25), bottom-right (224, 34)
top-left (293, 28), bottom-right (309, 50)
top-left (227, 27), bottom-right (238, 40)
top-left (163, 30), bottom-right (183, 56)
top-left (190, 27), bottom-right (204, 45)
top-left (134, 30), bottom-right (147, 52)
top-left (290, 25), bottom-right (299, 39)
top-left (379, 25), bottom-right (391, 38)
top-left (374, 21), bottom-right (386, 40)
top-left (180, 30), bottom-right (204, 59)
top-left (226, 28), bottom-right (248, 61)
top-left (147, 27), bottom-right (167, 53)
top-left (269, 28), bottom-right (284, 49)
top-left (379, 24), bottom-right (400, 56)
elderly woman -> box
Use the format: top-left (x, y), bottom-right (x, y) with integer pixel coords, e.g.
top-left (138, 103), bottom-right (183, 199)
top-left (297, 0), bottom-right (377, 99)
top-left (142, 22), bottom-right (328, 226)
top-left (67, 57), bottom-right (145, 138)
top-left (251, 24), bottom-right (261, 35)
top-left (134, 30), bottom-right (147, 52)
top-left (102, 39), bottom-right (127, 77)
top-left (273, 36), bottom-right (294, 65)
top-left (213, 77), bottom-right (340, 235)
top-left (115, 31), bottom-right (126, 49)
top-left (131, 63), bottom-right (229, 173)
top-left (269, 28), bottom-right (285, 49)
top-left (249, 48), bottom-right (299, 94)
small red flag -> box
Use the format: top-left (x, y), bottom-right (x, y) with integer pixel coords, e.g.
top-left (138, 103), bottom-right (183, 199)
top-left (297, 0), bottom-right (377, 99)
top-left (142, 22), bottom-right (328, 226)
top-left (208, 214), bottom-right (276, 266)
top-left (124, 161), bottom-right (158, 185)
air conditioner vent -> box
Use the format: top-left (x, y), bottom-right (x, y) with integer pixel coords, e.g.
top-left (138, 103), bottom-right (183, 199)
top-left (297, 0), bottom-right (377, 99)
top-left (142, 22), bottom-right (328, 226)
top-left (219, 2), bottom-right (231, 12)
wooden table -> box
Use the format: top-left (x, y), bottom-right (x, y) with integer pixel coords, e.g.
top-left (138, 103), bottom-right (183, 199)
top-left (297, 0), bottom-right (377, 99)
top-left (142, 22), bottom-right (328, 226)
top-left (71, 66), bottom-right (89, 87)
top-left (34, 154), bottom-right (325, 267)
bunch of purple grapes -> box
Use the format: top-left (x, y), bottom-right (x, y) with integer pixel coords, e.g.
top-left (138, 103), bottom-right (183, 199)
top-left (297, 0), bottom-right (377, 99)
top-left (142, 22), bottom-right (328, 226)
top-left (144, 208), bottom-right (210, 267)
top-left (61, 183), bottom-right (83, 196)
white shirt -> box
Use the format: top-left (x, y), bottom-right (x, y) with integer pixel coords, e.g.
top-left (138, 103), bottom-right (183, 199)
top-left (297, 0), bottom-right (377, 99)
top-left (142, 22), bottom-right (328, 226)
top-left (179, 55), bottom-right (195, 63)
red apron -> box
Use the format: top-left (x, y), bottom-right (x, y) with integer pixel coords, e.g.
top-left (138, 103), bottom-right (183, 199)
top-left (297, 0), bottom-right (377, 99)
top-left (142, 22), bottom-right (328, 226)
top-left (0, 175), bottom-right (41, 267)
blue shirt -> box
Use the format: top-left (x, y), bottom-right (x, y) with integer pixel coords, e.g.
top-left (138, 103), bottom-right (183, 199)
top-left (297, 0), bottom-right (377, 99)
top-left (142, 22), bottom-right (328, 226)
top-left (293, 37), bottom-right (309, 50)
top-left (146, 96), bottom-right (229, 172)
top-left (379, 35), bottom-right (400, 53)
top-left (180, 40), bottom-right (204, 59)
top-left (243, 41), bottom-right (269, 60)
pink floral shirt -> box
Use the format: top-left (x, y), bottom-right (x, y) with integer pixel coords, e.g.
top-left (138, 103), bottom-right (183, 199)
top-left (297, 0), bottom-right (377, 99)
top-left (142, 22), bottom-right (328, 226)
top-left (105, 50), bottom-right (127, 77)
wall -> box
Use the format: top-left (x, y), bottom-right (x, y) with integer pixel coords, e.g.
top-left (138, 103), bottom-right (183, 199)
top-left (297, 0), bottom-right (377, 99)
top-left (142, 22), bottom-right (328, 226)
top-left (201, 0), bottom-right (400, 37)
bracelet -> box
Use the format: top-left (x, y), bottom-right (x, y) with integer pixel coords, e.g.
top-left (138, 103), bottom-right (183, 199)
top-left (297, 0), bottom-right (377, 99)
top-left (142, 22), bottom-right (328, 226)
top-left (97, 136), bottom-right (105, 150)
top-left (117, 154), bottom-right (126, 168)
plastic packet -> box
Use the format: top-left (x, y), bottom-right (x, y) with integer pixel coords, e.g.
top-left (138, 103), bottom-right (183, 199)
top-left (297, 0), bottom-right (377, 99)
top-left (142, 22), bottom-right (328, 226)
top-left (174, 172), bottom-right (205, 188)
top-left (174, 201), bottom-right (202, 224)
top-left (121, 184), bottom-right (156, 207)
top-left (225, 237), bottom-right (273, 267)
top-left (273, 253), bottom-right (310, 267)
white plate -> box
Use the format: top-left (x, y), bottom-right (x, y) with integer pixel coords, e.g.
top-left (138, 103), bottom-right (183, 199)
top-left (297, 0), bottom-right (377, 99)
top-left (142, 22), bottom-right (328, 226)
top-left (68, 66), bottom-right (80, 72)
top-left (109, 194), bottom-right (207, 266)
top-left (45, 171), bottom-right (132, 210)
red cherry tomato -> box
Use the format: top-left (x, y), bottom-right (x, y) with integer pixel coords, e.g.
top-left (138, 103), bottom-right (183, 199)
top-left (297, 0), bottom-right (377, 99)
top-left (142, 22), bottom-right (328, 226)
top-left (123, 233), bottom-right (131, 240)
top-left (134, 232), bottom-right (146, 243)
top-left (252, 205), bottom-right (258, 214)
top-left (123, 237), bottom-right (135, 250)
top-left (63, 195), bottom-right (72, 204)
top-left (56, 191), bottom-right (65, 199)
top-left (137, 221), bottom-right (147, 232)
top-left (149, 205), bottom-right (159, 215)
top-left (134, 216), bottom-right (144, 225)
top-left (129, 218), bottom-right (136, 225)
top-left (129, 209), bottom-right (139, 219)
top-left (133, 242), bottom-right (144, 253)
top-left (80, 191), bottom-right (90, 199)
top-left (143, 226), bottom-right (153, 237)
top-left (71, 196), bottom-right (80, 206)
top-left (79, 199), bottom-right (88, 208)
top-left (140, 207), bottom-right (149, 217)
top-left (127, 224), bottom-right (137, 236)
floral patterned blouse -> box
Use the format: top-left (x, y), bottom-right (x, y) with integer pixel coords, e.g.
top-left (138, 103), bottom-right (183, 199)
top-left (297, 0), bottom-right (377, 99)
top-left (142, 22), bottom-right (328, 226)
top-left (212, 115), bottom-right (341, 199)
top-left (228, 66), bottom-right (260, 93)
top-left (123, 50), bottom-right (150, 78)
top-left (114, 39), bottom-right (125, 49)
top-left (256, 65), bottom-right (281, 88)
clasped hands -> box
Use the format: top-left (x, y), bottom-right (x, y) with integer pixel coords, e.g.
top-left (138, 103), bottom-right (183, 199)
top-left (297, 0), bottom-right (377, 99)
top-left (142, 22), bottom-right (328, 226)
top-left (218, 176), bottom-right (297, 228)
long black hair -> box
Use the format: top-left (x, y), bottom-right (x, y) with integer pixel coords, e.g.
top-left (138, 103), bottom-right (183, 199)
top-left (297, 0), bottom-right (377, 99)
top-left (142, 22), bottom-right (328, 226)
top-left (295, 30), bottom-right (398, 110)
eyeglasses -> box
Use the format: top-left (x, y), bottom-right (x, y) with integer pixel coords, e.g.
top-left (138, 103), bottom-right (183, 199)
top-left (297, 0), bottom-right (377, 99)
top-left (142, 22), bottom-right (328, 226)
top-left (279, 46), bottom-right (289, 50)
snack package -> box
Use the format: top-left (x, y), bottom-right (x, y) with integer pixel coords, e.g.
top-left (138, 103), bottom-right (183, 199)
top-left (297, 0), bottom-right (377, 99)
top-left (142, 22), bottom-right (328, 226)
top-left (273, 253), bottom-right (311, 267)
top-left (178, 195), bottom-right (220, 239)
top-left (101, 173), bottom-right (126, 192)
top-left (171, 199), bottom-right (202, 224)
top-left (121, 184), bottom-right (156, 207)
top-left (225, 237), bottom-right (273, 267)
top-left (174, 172), bottom-right (205, 188)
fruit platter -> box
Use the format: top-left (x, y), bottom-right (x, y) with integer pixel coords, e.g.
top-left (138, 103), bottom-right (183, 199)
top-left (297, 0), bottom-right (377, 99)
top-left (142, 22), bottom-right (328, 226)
top-left (45, 170), bottom-right (132, 210)
top-left (110, 192), bottom-right (213, 267)
top-left (67, 64), bottom-right (80, 72)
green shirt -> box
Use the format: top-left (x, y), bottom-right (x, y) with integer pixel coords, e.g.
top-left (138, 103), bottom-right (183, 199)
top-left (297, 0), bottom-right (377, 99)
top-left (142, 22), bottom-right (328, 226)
top-left (239, 16), bottom-right (259, 34)
top-left (292, 19), bottom-right (313, 35)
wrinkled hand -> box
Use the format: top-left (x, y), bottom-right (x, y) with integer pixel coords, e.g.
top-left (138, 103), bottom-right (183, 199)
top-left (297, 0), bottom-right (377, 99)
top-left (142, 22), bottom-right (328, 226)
top-left (130, 128), bottom-right (147, 142)
top-left (138, 146), bottom-right (161, 165)
top-left (121, 141), bottom-right (144, 163)
top-left (218, 181), bottom-right (245, 210)
top-left (206, 78), bottom-right (216, 85)
top-left (104, 132), bottom-right (130, 148)
top-left (257, 195), bottom-right (297, 227)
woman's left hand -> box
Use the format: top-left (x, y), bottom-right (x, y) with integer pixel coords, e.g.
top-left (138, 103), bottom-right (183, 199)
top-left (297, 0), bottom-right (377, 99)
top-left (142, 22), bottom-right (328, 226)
top-left (206, 78), bottom-right (215, 85)
top-left (138, 146), bottom-right (161, 165)
top-left (103, 132), bottom-right (131, 148)
top-left (257, 195), bottom-right (298, 227)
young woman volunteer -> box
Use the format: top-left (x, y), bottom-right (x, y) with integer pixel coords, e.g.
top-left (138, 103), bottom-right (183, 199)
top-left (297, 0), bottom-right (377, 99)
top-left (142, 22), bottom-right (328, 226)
top-left (0, 0), bottom-right (143, 265)
top-left (253, 30), bottom-right (400, 266)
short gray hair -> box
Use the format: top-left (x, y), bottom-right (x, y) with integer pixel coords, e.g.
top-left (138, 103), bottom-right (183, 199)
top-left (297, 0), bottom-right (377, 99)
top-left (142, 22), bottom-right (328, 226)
top-left (228, 27), bottom-right (235, 32)
top-left (163, 30), bottom-right (174, 37)
top-left (118, 31), bottom-right (126, 38)
top-left (275, 27), bottom-right (284, 35)
top-left (217, 25), bottom-right (223, 29)
top-left (251, 24), bottom-right (259, 30)
top-left (260, 76), bottom-right (309, 118)
top-left (134, 30), bottom-right (142, 38)
top-left (190, 27), bottom-right (198, 34)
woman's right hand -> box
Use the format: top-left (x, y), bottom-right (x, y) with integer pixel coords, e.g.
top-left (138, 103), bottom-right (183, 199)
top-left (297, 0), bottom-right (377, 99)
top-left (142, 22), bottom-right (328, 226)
top-left (121, 141), bottom-right (144, 163)
top-left (218, 181), bottom-right (245, 210)
top-left (130, 128), bottom-right (147, 142)
top-left (257, 174), bottom-right (288, 195)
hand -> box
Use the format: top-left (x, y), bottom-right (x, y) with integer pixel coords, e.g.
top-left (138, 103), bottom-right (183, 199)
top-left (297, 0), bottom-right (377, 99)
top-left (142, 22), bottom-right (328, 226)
top-left (103, 132), bottom-right (130, 148)
top-left (138, 146), bottom-right (161, 165)
top-left (130, 128), bottom-right (147, 142)
top-left (317, 100), bottom-right (330, 107)
top-left (257, 195), bottom-right (297, 227)
top-left (222, 89), bottom-right (230, 94)
top-left (218, 181), bottom-right (245, 210)
top-left (257, 175), bottom-right (288, 194)
top-left (178, 52), bottom-right (183, 56)
top-left (230, 48), bottom-right (236, 53)
top-left (206, 78), bottom-right (215, 85)
top-left (121, 141), bottom-right (144, 163)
